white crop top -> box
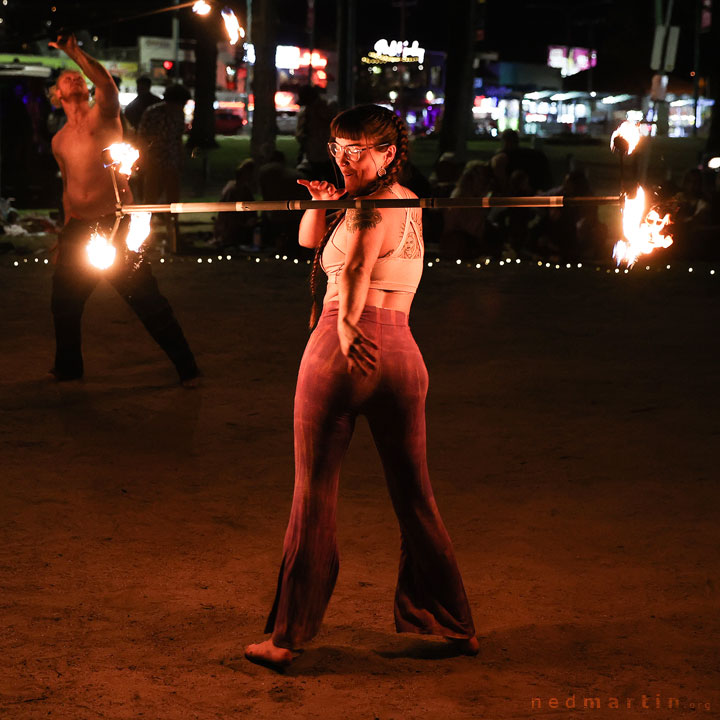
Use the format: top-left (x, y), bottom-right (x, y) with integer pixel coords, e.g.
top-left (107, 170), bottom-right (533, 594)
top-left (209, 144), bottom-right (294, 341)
top-left (321, 185), bottom-right (424, 293)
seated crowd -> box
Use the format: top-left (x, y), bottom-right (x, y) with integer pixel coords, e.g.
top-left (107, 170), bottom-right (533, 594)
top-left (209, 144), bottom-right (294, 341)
top-left (211, 125), bottom-right (720, 265)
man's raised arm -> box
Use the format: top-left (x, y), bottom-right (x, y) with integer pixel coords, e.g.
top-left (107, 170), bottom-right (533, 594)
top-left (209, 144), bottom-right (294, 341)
top-left (50, 33), bottom-right (119, 117)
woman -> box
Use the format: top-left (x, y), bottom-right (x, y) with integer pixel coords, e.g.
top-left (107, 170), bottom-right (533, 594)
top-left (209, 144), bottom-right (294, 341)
top-left (245, 105), bottom-right (477, 670)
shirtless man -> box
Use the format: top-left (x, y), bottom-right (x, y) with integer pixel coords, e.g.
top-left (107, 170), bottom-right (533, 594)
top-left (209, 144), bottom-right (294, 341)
top-left (50, 36), bottom-right (131, 219)
top-left (49, 34), bottom-right (199, 385)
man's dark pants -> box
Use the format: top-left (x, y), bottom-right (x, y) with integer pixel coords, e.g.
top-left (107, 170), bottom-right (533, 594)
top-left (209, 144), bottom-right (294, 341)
top-left (51, 216), bottom-right (198, 382)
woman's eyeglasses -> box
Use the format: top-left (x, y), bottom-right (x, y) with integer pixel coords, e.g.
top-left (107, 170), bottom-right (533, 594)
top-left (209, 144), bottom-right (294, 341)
top-left (327, 142), bottom-right (389, 161)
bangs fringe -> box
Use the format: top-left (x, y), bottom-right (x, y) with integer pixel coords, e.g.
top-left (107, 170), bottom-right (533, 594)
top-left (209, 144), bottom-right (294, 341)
top-left (330, 104), bottom-right (397, 144)
top-left (329, 116), bottom-right (366, 141)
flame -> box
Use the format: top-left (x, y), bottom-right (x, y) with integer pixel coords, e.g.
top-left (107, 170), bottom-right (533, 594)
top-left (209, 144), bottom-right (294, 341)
top-left (612, 186), bottom-right (673, 267)
top-left (87, 231), bottom-right (116, 270)
top-left (610, 121), bottom-right (642, 155)
top-left (192, 0), bottom-right (212, 14)
top-left (221, 8), bottom-right (244, 45)
top-left (126, 212), bottom-right (152, 253)
top-left (104, 143), bottom-right (139, 177)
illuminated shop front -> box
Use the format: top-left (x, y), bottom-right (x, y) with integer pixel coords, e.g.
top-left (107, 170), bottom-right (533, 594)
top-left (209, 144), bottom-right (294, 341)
top-left (236, 43), bottom-right (334, 94)
top-left (471, 95), bottom-right (520, 136)
top-left (520, 90), bottom-right (601, 136)
top-left (470, 60), bottom-right (561, 136)
top-left (471, 87), bottom-right (714, 139)
top-left (471, 51), bottom-right (714, 139)
top-left (668, 97), bottom-right (714, 138)
top-left (520, 91), bottom-right (713, 138)
top-left (215, 41), bottom-right (336, 118)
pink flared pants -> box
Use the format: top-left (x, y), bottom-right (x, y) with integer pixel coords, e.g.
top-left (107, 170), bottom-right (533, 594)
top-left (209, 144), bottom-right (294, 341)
top-left (265, 301), bottom-right (475, 648)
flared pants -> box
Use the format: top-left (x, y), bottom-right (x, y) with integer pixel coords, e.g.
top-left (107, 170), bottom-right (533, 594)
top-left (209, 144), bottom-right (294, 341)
top-left (265, 301), bottom-right (475, 648)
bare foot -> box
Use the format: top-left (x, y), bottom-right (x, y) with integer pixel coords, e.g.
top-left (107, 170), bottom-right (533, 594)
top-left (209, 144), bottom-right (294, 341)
top-left (244, 640), bottom-right (294, 671)
top-left (446, 635), bottom-right (480, 656)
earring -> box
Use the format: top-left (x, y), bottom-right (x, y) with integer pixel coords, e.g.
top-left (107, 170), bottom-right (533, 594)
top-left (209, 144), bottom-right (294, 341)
top-left (377, 166), bottom-right (387, 177)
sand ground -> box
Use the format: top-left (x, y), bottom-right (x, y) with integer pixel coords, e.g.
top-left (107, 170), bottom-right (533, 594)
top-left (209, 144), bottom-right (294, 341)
top-left (1, 254), bottom-right (719, 719)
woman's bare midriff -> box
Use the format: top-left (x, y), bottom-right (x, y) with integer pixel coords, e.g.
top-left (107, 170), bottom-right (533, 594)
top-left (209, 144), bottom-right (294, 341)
top-left (323, 286), bottom-right (414, 314)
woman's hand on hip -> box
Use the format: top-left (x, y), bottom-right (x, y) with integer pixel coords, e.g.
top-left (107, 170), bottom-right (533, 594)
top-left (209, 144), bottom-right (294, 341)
top-left (338, 318), bottom-right (377, 375)
top-left (297, 179), bottom-right (346, 201)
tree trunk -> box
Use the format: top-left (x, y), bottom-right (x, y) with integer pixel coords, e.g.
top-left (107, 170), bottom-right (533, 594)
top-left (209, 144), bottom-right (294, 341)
top-left (250, 0), bottom-right (278, 164)
top-left (187, 17), bottom-right (220, 152)
top-left (336, 0), bottom-right (356, 110)
top-left (704, 6), bottom-right (720, 156)
top-left (437, 0), bottom-right (476, 161)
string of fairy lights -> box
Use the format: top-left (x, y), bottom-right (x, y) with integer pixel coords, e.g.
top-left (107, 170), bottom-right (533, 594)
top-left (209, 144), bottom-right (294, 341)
top-left (4, 121), bottom-right (719, 278)
top-left (5, 252), bottom-right (718, 277)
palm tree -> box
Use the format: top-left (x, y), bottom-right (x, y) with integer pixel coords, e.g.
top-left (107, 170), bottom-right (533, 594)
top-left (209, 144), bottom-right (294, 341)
top-left (249, 0), bottom-right (278, 163)
top-left (187, 11), bottom-right (222, 153)
top-left (437, 0), bottom-right (476, 160)
top-left (703, 2), bottom-right (720, 155)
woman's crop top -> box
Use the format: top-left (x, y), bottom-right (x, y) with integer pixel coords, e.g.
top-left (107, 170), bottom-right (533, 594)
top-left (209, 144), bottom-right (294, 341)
top-left (321, 185), bottom-right (424, 293)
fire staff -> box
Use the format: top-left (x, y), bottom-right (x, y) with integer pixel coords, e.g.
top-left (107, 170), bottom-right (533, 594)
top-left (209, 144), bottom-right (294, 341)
top-left (48, 34), bottom-right (199, 386)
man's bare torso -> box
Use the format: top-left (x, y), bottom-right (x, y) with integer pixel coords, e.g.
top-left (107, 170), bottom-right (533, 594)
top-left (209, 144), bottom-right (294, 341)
top-left (53, 105), bottom-right (132, 220)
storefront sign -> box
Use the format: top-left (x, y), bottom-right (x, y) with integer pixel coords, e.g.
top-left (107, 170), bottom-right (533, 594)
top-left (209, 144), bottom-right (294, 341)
top-left (362, 39), bottom-right (426, 65)
top-left (139, 36), bottom-right (194, 70)
top-left (547, 45), bottom-right (597, 77)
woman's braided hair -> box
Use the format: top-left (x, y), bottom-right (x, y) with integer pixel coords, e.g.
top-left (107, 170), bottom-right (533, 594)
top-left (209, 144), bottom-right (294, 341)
top-left (307, 104), bottom-right (410, 329)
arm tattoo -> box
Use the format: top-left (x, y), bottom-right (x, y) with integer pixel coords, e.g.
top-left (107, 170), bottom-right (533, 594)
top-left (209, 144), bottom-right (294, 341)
top-left (345, 208), bottom-right (382, 232)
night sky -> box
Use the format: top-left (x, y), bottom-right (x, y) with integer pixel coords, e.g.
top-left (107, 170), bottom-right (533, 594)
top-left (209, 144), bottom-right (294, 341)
top-left (4, 0), bottom-right (700, 83)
